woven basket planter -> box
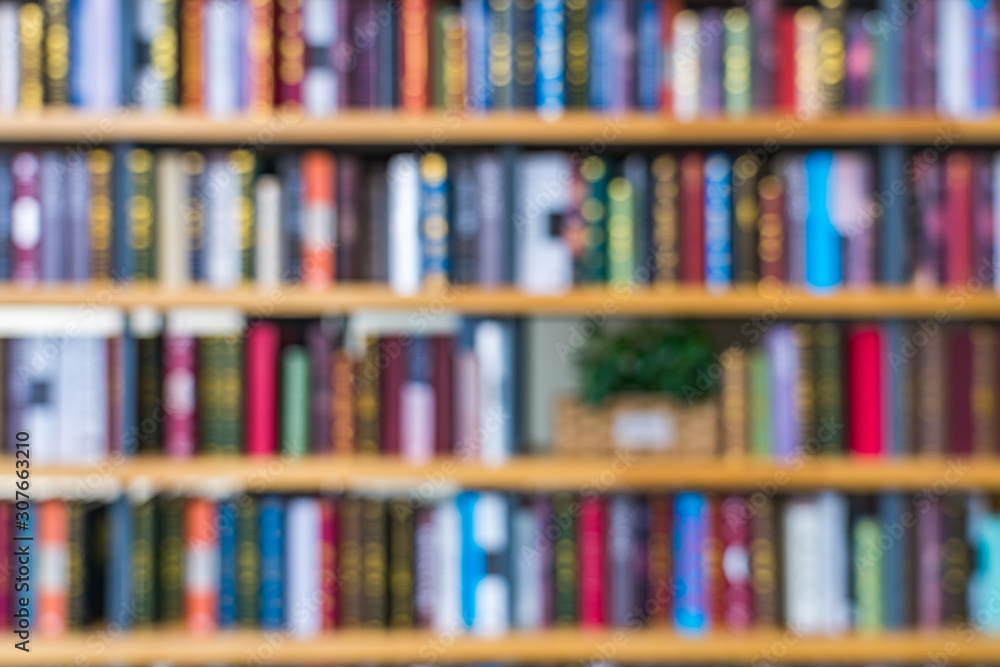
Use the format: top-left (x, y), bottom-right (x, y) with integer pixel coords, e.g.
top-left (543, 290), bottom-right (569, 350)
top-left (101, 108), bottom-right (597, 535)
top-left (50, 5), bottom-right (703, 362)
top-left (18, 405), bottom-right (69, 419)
top-left (554, 393), bottom-right (719, 457)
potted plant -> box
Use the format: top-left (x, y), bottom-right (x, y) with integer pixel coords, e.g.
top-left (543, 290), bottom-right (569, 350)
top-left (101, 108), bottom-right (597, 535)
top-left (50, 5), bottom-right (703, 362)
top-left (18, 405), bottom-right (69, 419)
top-left (555, 321), bottom-right (720, 456)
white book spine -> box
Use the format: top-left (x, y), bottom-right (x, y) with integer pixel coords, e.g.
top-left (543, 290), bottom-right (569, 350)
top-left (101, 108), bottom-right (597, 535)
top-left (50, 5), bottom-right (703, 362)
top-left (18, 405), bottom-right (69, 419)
top-left (204, 155), bottom-right (240, 289)
top-left (819, 491), bottom-right (850, 633)
top-left (401, 381), bottom-right (435, 464)
top-left (0, 2), bottom-right (18, 112)
top-left (475, 321), bottom-right (507, 465)
top-left (91, 0), bottom-right (122, 111)
top-left (512, 505), bottom-right (542, 629)
top-left (57, 339), bottom-right (83, 463)
top-left (938, 0), bottom-right (972, 117)
top-left (285, 498), bottom-right (322, 637)
top-left (783, 496), bottom-right (825, 634)
top-left (80, 337), bottom-right (109, 463)
top-left (388, 154), bottom-right (422, 296)
top-left (516, 153), bottom-right (573, 295)
top-left (255, 175), bottom-right (283, 289)
top-left (433, 500), bottom-right (463, 633)
top-left (205, 0), bottom-right (241, 116)
top-left (672, 11), bottom-right (700, 121)
top-left (471, 492), bottom-right (509, 636)
top-left (157, 150), bottom-right (188, 288)
top-left (302, 0), bottom-right (338, 116)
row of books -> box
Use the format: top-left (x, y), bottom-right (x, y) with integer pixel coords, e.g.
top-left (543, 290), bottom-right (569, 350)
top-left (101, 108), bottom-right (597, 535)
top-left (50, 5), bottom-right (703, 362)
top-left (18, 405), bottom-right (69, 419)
top-left (0, 0), bottom-right (993, 118)
top-left (1, 490), bottom-right (995, 636)
top-left (2, 145), bottom-right (997, 292)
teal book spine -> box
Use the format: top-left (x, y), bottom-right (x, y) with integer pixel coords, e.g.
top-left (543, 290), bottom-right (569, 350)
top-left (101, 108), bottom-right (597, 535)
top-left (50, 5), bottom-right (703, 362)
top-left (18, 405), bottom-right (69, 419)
top-left (854, 516), bottom-right (883, 632)
top-left (281, 346), bottom-right (310, 456)
top-left (747, 346), bottom-right (772, 458)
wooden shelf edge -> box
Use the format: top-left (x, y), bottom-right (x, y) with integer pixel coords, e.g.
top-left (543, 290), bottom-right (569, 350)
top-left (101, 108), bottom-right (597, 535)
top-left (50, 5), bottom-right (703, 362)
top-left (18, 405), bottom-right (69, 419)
top-left (3, 629), bottom-right (997, 665)
top-left (5, 456), bottom-right (991, 495)
top-left (0, 110), bottom-right (991, 145)
top-left (0, 284), bottom-right (999, 318)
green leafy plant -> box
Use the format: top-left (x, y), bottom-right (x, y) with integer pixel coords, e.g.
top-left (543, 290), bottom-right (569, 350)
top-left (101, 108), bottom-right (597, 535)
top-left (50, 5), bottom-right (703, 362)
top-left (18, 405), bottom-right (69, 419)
top-left (574, 321), bottom-right (719, 405)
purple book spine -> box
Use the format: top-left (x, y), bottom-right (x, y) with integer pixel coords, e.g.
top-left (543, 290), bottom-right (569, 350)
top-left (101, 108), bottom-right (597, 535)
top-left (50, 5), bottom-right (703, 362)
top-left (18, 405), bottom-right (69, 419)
top-left (915, 161), bottom-right (944, 286)
top-left (476, 154), bottom-right (504, 287)
top-left (783, 155), bottom-right (807, 285)
top-left (751, 0), bottom-right (776, 111)
top-left (40, 152), bottom-right (65, 282)
top-left (334, 0), bottom-right (353, 110)
top-left (842, 152), bottom-right (875, 286)
top-left (699, 8), bottom-right (723, 116)
top-left (844, 11), bottom-right (871, 110)
top-left (306, 324), bottom-right (333, 454)
top-left (68, 157), bottom-right (91, 282)
top-left (610, 0), bottom-right (632, 112)
top-left (768, 324), bottom-right (799, 461)
top-left (972, 0), bottom-right (998, 114)
top-left (973, 153), bottom-right (994, 281)
top-left (908, 0), bottom-right (936, 110)
top-left (917, 495), bottom-right (943, 629)
top-left (352, 0), bottom-right (378, 108)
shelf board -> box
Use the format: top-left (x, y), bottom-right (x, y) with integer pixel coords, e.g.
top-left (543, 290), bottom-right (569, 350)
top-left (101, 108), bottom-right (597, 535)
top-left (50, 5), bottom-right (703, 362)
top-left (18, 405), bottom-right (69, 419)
top-left (3, 628), bottom-right (998, 665)
top-left (0, 109), bottom-right (990, 144)
top-left (1, 283), bottom-right (1000, 318)
top-left (8, 456), bottom-right (991, 495)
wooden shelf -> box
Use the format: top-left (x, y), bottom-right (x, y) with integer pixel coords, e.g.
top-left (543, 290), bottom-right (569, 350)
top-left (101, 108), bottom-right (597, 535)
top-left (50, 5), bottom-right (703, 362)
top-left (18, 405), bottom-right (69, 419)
top-left (3, 628), bottom-right (999, 665)
top-left (10, 456), bottom-right (992, 495)
top-left (0, 109), bottom-right (993, 145)
top-left (2, 283), bottom-right (1000, 318)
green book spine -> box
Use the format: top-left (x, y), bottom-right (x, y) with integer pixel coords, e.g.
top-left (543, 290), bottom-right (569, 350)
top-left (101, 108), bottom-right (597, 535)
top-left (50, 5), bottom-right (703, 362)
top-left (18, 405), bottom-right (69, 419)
top-left (362, 497), bottom-right (387, 627)
top-left (231, 149), bottom-right (255, 281)
top-left (137, 337), bottom-right (163, 453)
top-left (356, 336), bottom-right (381, 455)
top-left (132, 499), bottom-right (156, 627)
top-left (723, 8), bottom-right (752, 116)
top-left (651, 154), bottom-right (680, 284)
top-left (818, 0), bottom-right (845, 111)
top-left (750, 496), bottom-right (780, 626)
top-left (339, 497), bottom-right (363, 627)
top-left (564, 0), bottom-right (588, 109)
top-left (732, 154), bottom-right (759, 284)
top-left (606, 176), bottom-right (635, 285)
top-left (792, 324), bottom-right (814, 450)
top-left (552, 492), bottom-right (577, 625)
top-left (68, 503), bottom-right (86, 629)
top-left (155, 0), bottom-right (179, 107)
top-left (236, 494), bottom-right (259, 626)
top-left (941, 494), bottom-right (969, 627)
top-left (813, 322), bottom-right (843, 454)
top-left (388, 499), bottom-right (415, 627)
top-left (158, 496), bottom-right (184, 623)
top-left (43, 0), bottom-right (69, 105)
top-left (281, 345), bottom-right (310, 456)
top-left (199, 338), bottom-right (243, 454)
top-left (579, 157), bottom-right (609, 284)
top-left (129, 148), bottom-right (156, 281)
top-left (747, 346), bottom-right (772, 458)
top-left (854, 517), bottom-right (883, 632)
top-left (433, 6), bottom-right (448, 108)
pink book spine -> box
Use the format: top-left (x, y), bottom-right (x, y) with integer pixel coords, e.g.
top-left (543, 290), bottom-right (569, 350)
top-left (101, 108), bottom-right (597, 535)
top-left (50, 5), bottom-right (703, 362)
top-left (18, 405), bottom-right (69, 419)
top-left (246, 322), bottom-right (280, 456)
top-left (453, 351), bottom-right (479, 460)
top-left (321, 499), bottom-right (339, 629)
top-left (579, 496), bottom-right (607, 628)
top-left (720, 495), bottom-right (753, 630)
top-left (11, 152), bottom-right (40, 285)
top-left (163, 335), bottom-right (198, 457)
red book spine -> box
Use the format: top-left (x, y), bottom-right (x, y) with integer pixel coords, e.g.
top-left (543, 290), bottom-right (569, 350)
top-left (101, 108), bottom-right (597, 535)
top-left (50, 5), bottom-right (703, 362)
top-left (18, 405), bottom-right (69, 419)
top-left (246, 323), bottom-right (280, 456)
top-left (38, 500), bottom-right (69, 636)
top-left (11, 152), bottom-right (40, 285)
top-left (185, 499), bottom-right (219, 634)
top-left (945, 152), bottom-right (973, 285)
top-left (301, 151), bottom-right (336, 287)
top-left (163, 335), bottom-right (198, 457)
top-left (400, 0), bottom-right (429, 112)
top-left (181, 0), bottom-right (204, 110)
top-left (321, 498), bottom-right (339, 629)
top-left (380, 336), bottom-right (404, 456)
top-left (646, 495), bottom-right (672, 626)
top-left (578, 496), bottom-right (606, 628)
top-left (248, 0), bottom-right (275, 115)
top-left (720, 496), bottom-right (753, 630)
top-left (433, 336), bottom-right (453, 456)
top-left (775, 9), bottom-right (797, 112)
top-left (275, 0), bottom-right (305, 109)
top-left (680, 152), bottom-right (704, 284)
top-left (848, 325), bottom-right (883, 456)
top-left (947, 326), bottom-right (973, 456)
top-left (660, 0), bottom-right (680, 113)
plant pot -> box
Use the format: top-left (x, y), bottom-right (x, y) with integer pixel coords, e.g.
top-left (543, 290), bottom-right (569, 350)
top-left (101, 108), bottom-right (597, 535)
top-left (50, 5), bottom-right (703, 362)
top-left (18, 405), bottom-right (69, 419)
top-left (554, 393), bottom-right (719, 456)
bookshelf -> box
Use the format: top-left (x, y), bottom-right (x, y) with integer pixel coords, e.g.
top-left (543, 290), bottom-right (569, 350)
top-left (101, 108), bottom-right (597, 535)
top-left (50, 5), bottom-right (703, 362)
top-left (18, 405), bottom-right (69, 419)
top-left (4, 283), bottom-right (1000, 318)
top-left (14, 456), bottom-right (997, 494)
top-left (0, 110), bottom-right (995, 145)
top-left (2, 628), bottom-right (998, 665)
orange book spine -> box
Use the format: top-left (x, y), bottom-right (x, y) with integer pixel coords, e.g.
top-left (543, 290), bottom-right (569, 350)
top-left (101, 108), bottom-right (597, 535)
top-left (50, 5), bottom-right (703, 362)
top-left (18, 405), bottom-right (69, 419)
top-left (401, 0), bottom-right (430, 112)
top-left (185, 499), bottom-right (218, 634)
top-left (302, 151), bottom-right (336, 287)
top-left (38, 500), bottom-right (69, 637)
top-left (275, 0), bottom-right (304, 109)
top-left (248, 0), bottom-right (274, 115)
top-left (181, 0), bottom-right (204, 110)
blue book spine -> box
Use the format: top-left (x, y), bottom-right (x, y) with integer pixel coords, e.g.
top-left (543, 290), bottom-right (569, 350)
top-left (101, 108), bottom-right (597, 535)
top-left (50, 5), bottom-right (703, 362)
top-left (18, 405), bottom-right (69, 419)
top-left (69, 0), bottom-right (85, 106)
top-left (120, 0), bottom-right (134, 105)
top-left (464, 0), bottom-right (489, 109)
top-left (106, 496), bottom-right (134, 629)
top-left (40, 153), bottom-right (65, 282)
top-left (885, 320), bottom-right (909, 455)
top-left (218, 500), bottom-right (238, 628)
top-left (878, 493), bottom-right (909, 629)
top-left (259, 496), bottom-right (284, 630)
top-left (501, 320), bottom-right (518, 456)
top-left (636, 0), bottom-right (662, 111)
top-left (589, 0), bottom-right (609, 109)
top-left (972, 514), bottom-right (1000, 632)
top-left (971, 0), bottom-right (998, 113)
top-left (0, 150), bottom-right (10, 280)
top-left (704, 152), bottom-right (733, 290)
top-left (112, 144), bottom-right (134, 281)
top-left (877, 0), bottom-right (902, 109)
top-left (458, 491), bottom-right (485, 630)
top-left (420, 154), bottom-right (449, 283)
top-left (535, 0), bottom-right (564, 115)
top-left (280, 155), bottom-right (302, 283)
top-left (878, 145), bottom-right (907, 284)
top-left (120, 327), bottom-right (138, 455)
top-left (804, 150), bottom-right (842, 291)
top-left (674, 492), bottom-right (710, 634)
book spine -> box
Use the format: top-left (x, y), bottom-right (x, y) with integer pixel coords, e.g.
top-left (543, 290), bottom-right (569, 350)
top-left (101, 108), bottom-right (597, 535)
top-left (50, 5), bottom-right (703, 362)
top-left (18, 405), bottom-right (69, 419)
top-left (336, 155), bottom-right (360, 282)
top-left (362, 497), bottom-right (387, 627)
top-left (793, 7), bottom-right (820, 115)
top-left (751, 0), bottom-right (776, 110)
top-left (607, 496), bottom-right (635, 626)
top-left (434, 498), bottom-right (462, 631)
top-left (285, 498), bottom-right (321, 636)
top-left (259, 496), bottom-right (284, 630)
top-left (255, 174), bottom-right (281, 288)
top-left (401, 337), bottom-right (435, 464)
top-left (38, 152), bottom-right (64, 282)
top-left (127, 149), bottom-right (156, 281)
top-left (185, 498), bottom-right (218, 634)
top-left (388, 499), bottom-right (416, 627)
top-left (512, 0), bottom-right (534, 108)
top-left (332, 349), bottom-right (356, 455)
top-left (564, 0), bottom-right (587, 109)
top-left (844, 11), bottom-right (870, 109)
top-left (839, 151), bottom-right (875, 286)
top-left (680, 152), bottom-right (704, 284)
top-left (236, 495), bottom-right (259, 627)
top-left (750, 495), bottom-right (779, 625)
top-left (401, 0), bottom-right (429, 112)
top-left (723, 8), bottom-right (751, 115)
top-left (917, 496), bottom-right (943, 628)
top-left (18, 2), bottom-right (43, 110)
top-left (721, 350), bottom-right (747, 457)
top-left (720, 496), bottom-right (752, 630)
top-left (181, 0), bottom-right (204, 109)
top-left (463, 0), bottom-right (488, 110)
top-left (230, 150), bottom-right (255, 282)
top-left (338, 496), bottom-right (362, 627)
top-left (420, 153), bottom-right (449, 288)
top-left (0, 151), bottom-right (10, 281)
top-left (817, 0), bottom-right (845, 111)
top-left (320, 498), bottom-right (337, 629)
top-left (552, 492), bottom-right (577, 625)
top-left (277, 153), bottom-right (301, 282)
top-left (281, 345), bottom-right (311, 457)
top-left (353, 0), bottom-right (379, 109)
top-left (67, 504), bottom-right (84, 629)
top-left (306, 325), bottom-right (332, 454)
top-left (438, 5), bottom-right (467, 111)
top-left (635, 0), bottom-right (660, 111)
top-left (698, 8), bottom-right (722, 115)
top-left (579, 156), bottom-right (608, 283)
top-left (246, 323), bottom-right (279, 456)
top-left (163, 334), bottom-right (198, 457)
top-left (578, 495), bottom-right (606, 627)
top-left (475, 153), bottom-right (506, 286)
top-left (301, 0), bottom-right (336, 117)
top-left (768, 324), bottom-right (798, 461)
top-left (756, 174), bottom-right (784, 284)
top-left (946, 151), bottom-right (973, 285)
top-left (387, 154), bottom-right (421, 295)
top-left (813, 323), bottom-right (844, 453)
top-left (671, 10), bottom-right (699, 119)
top-left (380, 336), bottom-right (404, 457)
top-left (916, 333), bottom-right (946, 454)
top-left (218, 501), bottom-right (237, 628)
top-left (646, 495), bottom-right (671, 626)
top-left (878, 493), bottom-right (911, 629)
top-left (136, 336), bottom-right (163, 453)
top-left (848, 325), bottom-right (883, 456)
top-left (971, 324), bottom-right (996, 456)
top-left (878, 145), bottom-right (908, 284)
top-left (43, 0), bottom-right (69, 105)
top-left (607, 176), bottom-right (635, 285)
top-left (947, 326), bottom-right (973, 456)
top-left (793, 324), bottom-right (815, 453)
top-left (731, 155), bottom-right (758, 284)
top-left (414, 506), bottom-right (435, 627)
top-left (356, 336), bottom-right (381, 455)
top-left (804, 150), bottom-right (841, 290)
top-left (704, 152), bottom-right (733, 290)
top-left (433, 336), bottom-right (454, 456)
top-left (247, 0), bottom-right (274, 115)
top-left (180, 151), bottom-right (204, 282)
top-left (651, 154), bottom-right (680, 283)
top-left (536, 0), bottom-right (564, 115)
top-left (11, 151), bottom-right (41, 285)
top-left (275, 0), bottom-right (305, 110)
top-left (674, 492), bottom-right (710, 634)
top-left (940, 494), bottom-right (968, 627)
top-left (198, 338), bottom-right (241, 455)
top-left (854, 515), bottom-right (883, 630)
top-left (450, 154), bottom-right (478, 284)
top-left (0, 4), bottom-right (17, 113)
top-left (38, 500), bottom-right (69, 636)
top-left (301, 151), bottom-right (336, 288)
top-left (487, 0), bottom-right (513, 109)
